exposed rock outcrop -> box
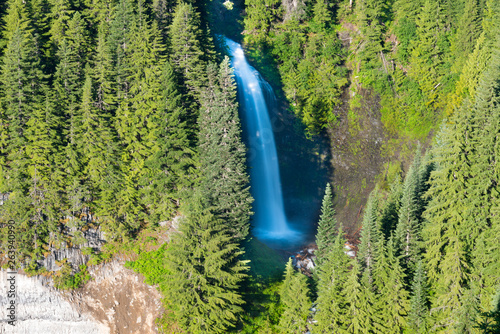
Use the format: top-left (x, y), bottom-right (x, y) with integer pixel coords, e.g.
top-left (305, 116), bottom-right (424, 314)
top-left (0, 260), bottom-right (163, 334)
top-left (0, 271), bottom-right (109, 333)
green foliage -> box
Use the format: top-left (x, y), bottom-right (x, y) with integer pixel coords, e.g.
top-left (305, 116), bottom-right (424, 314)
top-left (314, 224), bottom-right (350, 332)
top-left (169, 2), bottom-right (207, 109)
top-left (125, 244), bottom-right (170, 285)
top-left (54, 263), bottom-right (91, 290)
top-left (244, 0), bottom-right (347, 135)
top-left (314, 183), bottom-right (337, 264)
top-left (198, 58), bottom-right (253, 240)
top-left (162, 197), bottom-right (248, 333)
top-left (278, 258), bottom-right (311, 333)
top-left (408, 260), bottom-right (429, 334)
top-left (342, 259), bottom-right (375, 333)
top-left (357, 191), bottom-right (381, 278)
top-left (240, 276), bottom-right (283, 333)
top-left (394, 148), bottom-right (424, 271)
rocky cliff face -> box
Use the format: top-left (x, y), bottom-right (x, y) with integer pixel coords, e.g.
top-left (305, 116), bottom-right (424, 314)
top-left (0, 260), bottom-right (163, 334)
top-left (0, 271), bottom-right (109, 333)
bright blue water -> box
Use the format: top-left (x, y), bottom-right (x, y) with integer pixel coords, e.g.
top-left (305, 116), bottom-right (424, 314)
top-left (225, 38), bottom-right (302, 248)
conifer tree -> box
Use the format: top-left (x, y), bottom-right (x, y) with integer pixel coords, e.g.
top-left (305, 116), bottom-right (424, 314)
top-left (92, 21), bottom-right (115, 116)
top-left (0, 0), bottom-right (46, 192)
top-left (77, 71), bottom-right (120, 217)
top-left (409, 0), bottom-right (445, 108)
top-left (163, 197), bottom-right (248, 334)
top-left (47, 0), bottom-right (73, 43)
top-left (84, 0), bottom-right (114, 28)
top-left (451, 0), bottom-right (483, 70)
top-left (243, 0), bottom-right (280, 44)
top-left (477, 288), bottom-right (500, 333)
top-left (27, 0), bottom-right (51, 61)
top-left (198, 58), bottom-right (253, 240)
top-left (152, 0), bottom-right (176, 41)
top-left (169, 2), bottom-right (206, 108)
top-left (310, 0), bottom-right (330, 32)
top-left (25, 91), bottom-right (61, 255)
top-left (422, 105), bottom-right (474, 328)
top-left (356, 0), bottom-right (387, 72)
top-left (454, 287), bottom-right (481, 333)
top-left (142, 61), bottom-right (195, 221)
top-left (278, 258), bottom-right (311, 334)
top-left (315, 183), bottom-right (337, 264)
top-left (114, 2), bottom-right (167, 228)
top-left (52, 17), bottom-right (89, 221)
top-left (379, 175), bottom-right (403, 239)
top-left (341, 259), bottom-right (374, 333)
top-left (315, 224), bottom-right (350, 332)
top-left (395, 149), bottom-right (423, 270)
top-left (418, 150), bottom-right (435, 204)
top-left (0, 0), bottom-right (48, 257)
top-left (393, 0), bottom-right (422, 62)
top-left (468, 42), bottom-right (500, 314)
top-left (376, 238), bottom-right (410, 333)
top-left (108, 0), bottom-right (135, 99)
top-left (358, 192), bottom-right (381, 281)
top-left (408, 260), bottom-right (429, 334)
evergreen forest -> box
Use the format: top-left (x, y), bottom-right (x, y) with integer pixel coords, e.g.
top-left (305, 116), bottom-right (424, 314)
top-left (0, 0), bottom-right (499, 332)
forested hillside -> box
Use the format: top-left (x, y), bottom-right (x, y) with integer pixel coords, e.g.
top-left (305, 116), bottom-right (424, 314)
top-left (0, 0), bottom-right (499, 333)
top-left (242, 0), bottom-right (500, 332)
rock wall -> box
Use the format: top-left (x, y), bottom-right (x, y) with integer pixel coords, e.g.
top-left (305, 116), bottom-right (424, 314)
top-left (0, 271), bottom-right (109, 334)
top-left (0, 260), bottom-right (163, 334)
top-left (41, 228), bottom-right (106, 272)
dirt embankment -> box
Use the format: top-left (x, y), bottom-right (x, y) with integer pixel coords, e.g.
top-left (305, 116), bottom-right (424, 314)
top-left (63, 260), bottom-right (163, 334)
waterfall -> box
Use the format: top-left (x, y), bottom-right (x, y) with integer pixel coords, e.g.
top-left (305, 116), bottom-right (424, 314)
top-left (225, 37), bottom-right (299, 246)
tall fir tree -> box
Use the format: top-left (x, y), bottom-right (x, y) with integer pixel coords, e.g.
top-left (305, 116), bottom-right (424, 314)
top-left (314, 224), bottom-right (350, 332)
top-left (469, 40), bottom-right (500, 315)
top-left (163, 197), bottom-right (248, 334)
top-left (408, 260), bottom-right (429, 334)
top-left (114, 2), bottom-right (167, 230)
top-left (375, 237), bottom-right (410, 333)
top-left (108, 0), bottom-right (135, 100)
top-left (278, 258), bottom-right (311, 334)
top-left (24, 91), bottom-right (61, 256)
top-left (451, 0), bottom-right (483, 71)
top-left (92, 21), bottom-right (115, 115)
top-left (52, 15), bottom-right (89, 223)
top-left (409, 0), bottom-right (446, 108)
top-left (142, 60), bottom-right (195, 222)
top-left (355, 0), bottom-right (387, 73)
top-left (358, 191), bottom-right (381, 283)
top-left (422, 104), bottom-right (475, 328)
top-left (395, 148), bottom-right (423, 271)
top-left (243, 0), bottom-right (280, 44)
top-left (0, 0), bottom-right (48, 258)
top-left (315, 183), bottom-right (337, 264)
top-left (198, 58), bottom-right (253, 240)
top-left (76, 71), bottom-right (120, 221)
top-left (341, 258), bottom-right (375, 333)
top-left (152, 0), bottom-right (177, 42)
top-left (379, 175), bottom-right (403, 239)
top-left (169, 2), bottom-right (206, 111)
